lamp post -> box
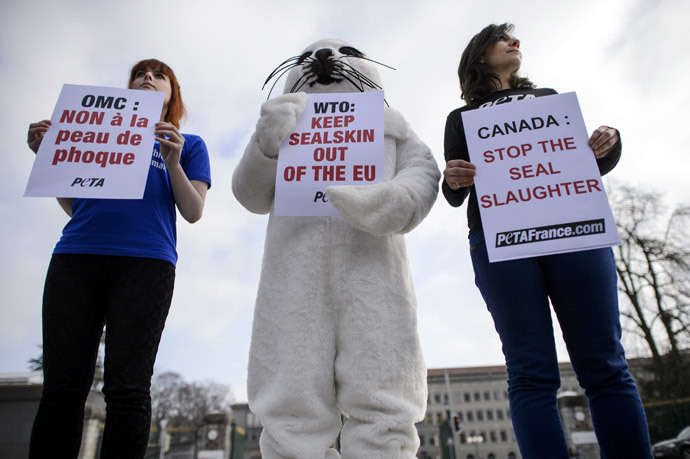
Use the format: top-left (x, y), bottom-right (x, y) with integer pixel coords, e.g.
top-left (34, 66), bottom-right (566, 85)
top-left (158, 418), bottom-right (168, 459)
top-left (446, 437), bottom-right (456, 459)
top-left (444, 369), bottom-right (461, 459)
top-left (467, 433), bottom-right (483, 459)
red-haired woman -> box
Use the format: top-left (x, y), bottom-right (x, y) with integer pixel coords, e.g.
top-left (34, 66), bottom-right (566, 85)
top-left (27, 59), bottom-right (211, 459)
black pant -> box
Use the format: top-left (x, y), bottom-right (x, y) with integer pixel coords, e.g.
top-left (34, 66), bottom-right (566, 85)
top-left (30, 254), bottom-right (175, 459)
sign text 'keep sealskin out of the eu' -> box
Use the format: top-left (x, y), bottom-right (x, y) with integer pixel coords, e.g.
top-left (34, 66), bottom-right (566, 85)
top-left (274, 91), bottom-right (384, 216)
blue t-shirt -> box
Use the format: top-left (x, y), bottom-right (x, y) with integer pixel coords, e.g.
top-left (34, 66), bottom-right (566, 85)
top-left (53, 133), bottom-right (211, 265)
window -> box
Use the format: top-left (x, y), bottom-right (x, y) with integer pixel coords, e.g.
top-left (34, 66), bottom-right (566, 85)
top-left (484, 391), bottom-right (491, 401)
top-left (487, 410), bottom-right (494, 421)
top-left (434, 393), bottom-right (441, 404)
top-left (488, 454), bottom-right (496, 459)
top-left (508, 453), bottom-right (516, 459)
top-left (464, 393), bottom-right (471, 402)
top-left (490, 431), bottom-right (497, 442)
top-left (494, 390), bottom-right (501, 400)
top-left (444, 393), bottom-right (448, 403)
top-left (458, 411), bottom-right (464, 422)
top-left (476, 410), bottom-right (483, 421)
top-left (500, 430), bottom-right (508, 442)
top-left (474, 392), bottom-right (480, 401)
top-left (497, 410), bottom-right (504, 420)
top-left (467, 411), bottom-right (474, 422)
top-left (459, 432), bottom-right (466, 444)
top-left (247, 412), bottom-right (262, 427)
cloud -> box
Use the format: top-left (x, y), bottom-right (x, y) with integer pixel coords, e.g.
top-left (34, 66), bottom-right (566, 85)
top-left (1, 0), bottom-right (688, 403)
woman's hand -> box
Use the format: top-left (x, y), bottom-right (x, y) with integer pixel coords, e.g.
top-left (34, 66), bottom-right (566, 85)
top-left (28, 120), bottom-right (74, 216)
top-left (444, 159), bottom-right (476, 190)
top-left (589, 126), bottom-right (619, 159)
top-left (155, 121), bottom-right (184, 167)
top-left (154, 123), bottom-right (208, 223)
top-left (27, 120), bottom-right (52, 154)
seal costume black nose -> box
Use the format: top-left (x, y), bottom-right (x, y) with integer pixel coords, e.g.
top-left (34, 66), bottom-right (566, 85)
top-left (312, 48), bottom-right (337, 85)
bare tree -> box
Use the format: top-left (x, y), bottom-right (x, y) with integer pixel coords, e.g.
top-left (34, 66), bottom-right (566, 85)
top-left (150, 371), bottom-right (234, 427)
top-left (27, 345), bottom-right (44, 372)
top-left (28, 331), bottom-right (105, 390)
top-left (609, 184), bottom-right (690, 397)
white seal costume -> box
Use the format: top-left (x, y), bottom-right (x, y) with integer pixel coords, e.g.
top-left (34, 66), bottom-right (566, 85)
top-left (232, 38), bottom-right (440, 458)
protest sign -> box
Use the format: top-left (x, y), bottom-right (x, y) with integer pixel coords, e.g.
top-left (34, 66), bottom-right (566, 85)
top-left (25, 84), bottom-right (164, 199)
top-left (462, 92), bottom-right (620, 262)
top-left (274, 91), bottom-right (384, 216)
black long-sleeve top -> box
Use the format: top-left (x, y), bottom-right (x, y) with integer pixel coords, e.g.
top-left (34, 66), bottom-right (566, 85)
top-left (442, 88), bottom-right (621, 235)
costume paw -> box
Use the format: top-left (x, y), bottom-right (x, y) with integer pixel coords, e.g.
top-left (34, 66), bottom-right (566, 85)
top-left (255, 92), bottom-right (308, 158)
top-left (327, 183), bottom-right (415, 236)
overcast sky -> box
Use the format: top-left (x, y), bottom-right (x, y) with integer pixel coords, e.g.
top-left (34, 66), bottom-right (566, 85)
top-left (1, 0), bottom-right (688, 403)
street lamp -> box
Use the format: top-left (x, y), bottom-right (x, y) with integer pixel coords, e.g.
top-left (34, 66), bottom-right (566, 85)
top-left (158, 419), bottom-right (168, 459)
top-left (467, 433), bottom-right (484, 459)
top-left (446, 437), bottom-right (456, 459)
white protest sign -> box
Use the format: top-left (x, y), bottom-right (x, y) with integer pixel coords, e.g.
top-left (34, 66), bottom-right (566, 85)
top-left (274, 91), bottom-right (384, 216)
top-left (25, 84), bottom-right (164, 199)
top-left (462, 92), bottom-right (620, 262)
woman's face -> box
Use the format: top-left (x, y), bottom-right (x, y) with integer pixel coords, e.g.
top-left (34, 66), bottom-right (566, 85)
top-left (131, 68), bottom-right (172, 108)
top-left (482, 32), bottom-right (522, 75)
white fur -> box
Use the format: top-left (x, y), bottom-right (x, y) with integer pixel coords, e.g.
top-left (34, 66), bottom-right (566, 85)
top-left (232, 38), bottom-right (440, 458)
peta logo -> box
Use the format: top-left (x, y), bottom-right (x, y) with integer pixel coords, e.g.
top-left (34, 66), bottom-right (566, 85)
top-left (71, 177), bottom-right (105, 187)
top-left (478, 93), bottom-right (536, 108)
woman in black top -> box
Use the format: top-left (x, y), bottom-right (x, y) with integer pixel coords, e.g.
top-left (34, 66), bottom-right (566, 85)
top-left (443, 23), bottom-right (652, 458)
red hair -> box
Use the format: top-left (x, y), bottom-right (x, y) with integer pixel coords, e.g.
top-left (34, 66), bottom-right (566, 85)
top-left (129, 59), bottom-right (186, 128)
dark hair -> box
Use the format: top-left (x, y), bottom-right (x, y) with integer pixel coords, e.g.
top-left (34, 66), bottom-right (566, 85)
top-left (128, 59), bottom-right (186, 128)
top-left (458, 23), bottom-right (535, 108)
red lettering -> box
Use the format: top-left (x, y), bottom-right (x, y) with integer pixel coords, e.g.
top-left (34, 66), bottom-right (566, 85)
top-left (52, 149), bottom-right (67, 165)
top-left (353, 164), bottom-right (375, 181)
top-left (587, 179), bottom-right (602, 192)
top-left (51, 147), bottom-right (134, 167)
top-left (539, 137), bottom-right (576, 153)
top-left (483, 143), bottom-right (532, 163)
top-left (312, 165), bottom-right (346, 181)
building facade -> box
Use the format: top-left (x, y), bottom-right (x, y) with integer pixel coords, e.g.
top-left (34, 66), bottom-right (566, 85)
top-left (419, 363), bottom-right (591, 459)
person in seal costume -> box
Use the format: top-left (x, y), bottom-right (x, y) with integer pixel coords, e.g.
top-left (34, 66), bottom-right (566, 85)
top-left (232, 38), bottom-right (440, 458)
